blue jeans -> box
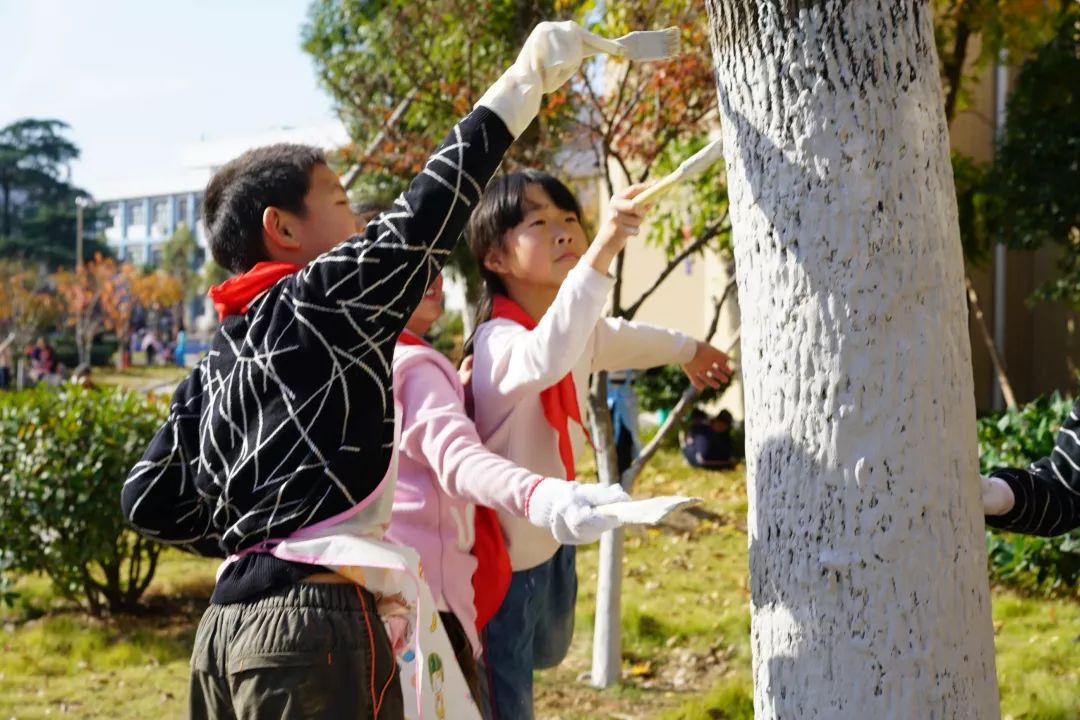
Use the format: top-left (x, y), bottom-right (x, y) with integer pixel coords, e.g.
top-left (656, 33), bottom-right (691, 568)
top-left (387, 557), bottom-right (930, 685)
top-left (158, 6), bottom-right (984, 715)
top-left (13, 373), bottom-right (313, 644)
top-left (483, 545), bottom-right (577, 720)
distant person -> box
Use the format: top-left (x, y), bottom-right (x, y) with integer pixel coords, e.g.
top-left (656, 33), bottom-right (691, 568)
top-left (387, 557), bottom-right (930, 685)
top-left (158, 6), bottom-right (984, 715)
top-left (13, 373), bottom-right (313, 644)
top-left (682, 408), bottom-right (735, 470)
top-left (143, 330), bottom-right (160, 366)
top-left (351, 199), bottom-right (389, 232)
top-left (607, 370), bottom-right (640, 474)
top-left (174, 325), bottom-right (187, 367)
top-left (0, 343), bottom-right (12, 390)
top-left (30, 337), bottom-right (58, 384)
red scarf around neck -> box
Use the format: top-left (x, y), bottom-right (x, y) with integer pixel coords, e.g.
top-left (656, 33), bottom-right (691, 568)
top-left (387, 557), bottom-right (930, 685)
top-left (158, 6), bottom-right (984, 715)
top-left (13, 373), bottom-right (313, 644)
top-left (395, 327), bottom-right (511, 631)
top-left (207, 261), bottom-right (301, 320)
top-left (491, 294), bottom-right (587, 480)
top-left (396, 329), bottom-right (429, 347)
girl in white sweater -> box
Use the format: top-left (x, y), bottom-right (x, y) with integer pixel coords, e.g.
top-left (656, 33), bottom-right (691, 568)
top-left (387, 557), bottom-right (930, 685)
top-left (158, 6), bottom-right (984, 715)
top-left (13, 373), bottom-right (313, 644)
top-left (465, 170), bottom-right (732, 718)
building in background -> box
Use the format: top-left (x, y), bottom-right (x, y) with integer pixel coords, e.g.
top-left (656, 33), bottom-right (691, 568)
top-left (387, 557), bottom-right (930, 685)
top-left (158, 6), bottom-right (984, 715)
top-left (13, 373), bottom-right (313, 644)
top-left (86, 122), bottom-right (350, 331)
top-left (91, 121), bottom-right (349, 267)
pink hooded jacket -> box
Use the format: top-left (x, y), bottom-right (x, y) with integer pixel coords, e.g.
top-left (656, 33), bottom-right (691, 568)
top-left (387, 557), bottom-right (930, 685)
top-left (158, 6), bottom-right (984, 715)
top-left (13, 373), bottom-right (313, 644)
top-left (385, 339), bottom-right (547, 655)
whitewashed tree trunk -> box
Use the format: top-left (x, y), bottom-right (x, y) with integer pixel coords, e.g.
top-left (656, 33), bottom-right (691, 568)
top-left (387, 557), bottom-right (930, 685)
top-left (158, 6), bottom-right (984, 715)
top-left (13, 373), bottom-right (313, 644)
top-left (703, 1), bottom-right (999, 718)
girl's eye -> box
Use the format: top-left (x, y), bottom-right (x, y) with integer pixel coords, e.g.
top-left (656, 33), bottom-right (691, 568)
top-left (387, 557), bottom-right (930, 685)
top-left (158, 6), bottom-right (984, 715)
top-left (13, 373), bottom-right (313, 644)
top-left (565, 216), bottom-right (579, 224)
top-left (530, 219), bottom-right (546, 227)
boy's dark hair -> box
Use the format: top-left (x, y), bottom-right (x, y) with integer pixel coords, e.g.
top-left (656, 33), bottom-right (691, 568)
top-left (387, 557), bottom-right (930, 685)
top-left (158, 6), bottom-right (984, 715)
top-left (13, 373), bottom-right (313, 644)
top-left (203, 143), bottom-right (327, 274)
top-left (688, 408), bottom-right (708, 423)
top-left (715, 409), bottom-right (733, 424)
top-left (462, 169), bottom-right (582, 359)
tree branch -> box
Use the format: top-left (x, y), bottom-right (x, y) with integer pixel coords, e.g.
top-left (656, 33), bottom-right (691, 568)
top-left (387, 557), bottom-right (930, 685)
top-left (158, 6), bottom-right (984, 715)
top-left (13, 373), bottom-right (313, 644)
top-left (942, 16), bottom-right (971, 126)
top-left (619, 281), bottom-right (739, 491)
top-left (705, 277), bottom-right (738, 344)
top-left (966, 275), bottom-right (1018, 409)
top-left (604, 63), bottom-right (633, 148)
top-left (579, 67), bottom-right (613, 132)
top-left (612, 249), bottom-right (626, 316)
top-left (342, 88), bottom-right (419, 190)
top-left (623, 214), bottom-right (729, 320)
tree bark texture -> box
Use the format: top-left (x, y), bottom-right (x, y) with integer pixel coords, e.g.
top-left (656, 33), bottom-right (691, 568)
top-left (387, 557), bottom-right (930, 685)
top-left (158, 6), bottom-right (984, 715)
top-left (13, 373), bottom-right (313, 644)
top-left (703, 1), bottom-right (999, 717)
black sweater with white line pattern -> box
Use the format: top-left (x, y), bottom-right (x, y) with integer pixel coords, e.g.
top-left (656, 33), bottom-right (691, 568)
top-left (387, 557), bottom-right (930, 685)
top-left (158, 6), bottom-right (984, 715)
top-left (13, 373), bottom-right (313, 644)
top-left (121, 108), bottom-right (513, 558)
top-left (987, 397), bottom-right (1080, 537)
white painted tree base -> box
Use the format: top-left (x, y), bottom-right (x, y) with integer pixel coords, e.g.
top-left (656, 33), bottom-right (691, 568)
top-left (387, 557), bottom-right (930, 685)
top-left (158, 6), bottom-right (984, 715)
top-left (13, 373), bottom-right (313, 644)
top-left (703, 1), bottom-right (1000, 717)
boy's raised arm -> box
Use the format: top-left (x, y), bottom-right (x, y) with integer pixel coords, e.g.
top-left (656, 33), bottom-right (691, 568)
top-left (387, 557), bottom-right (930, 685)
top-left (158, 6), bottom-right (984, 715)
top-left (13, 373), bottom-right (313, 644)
top-left (284, 22), bottom-right (607, 342)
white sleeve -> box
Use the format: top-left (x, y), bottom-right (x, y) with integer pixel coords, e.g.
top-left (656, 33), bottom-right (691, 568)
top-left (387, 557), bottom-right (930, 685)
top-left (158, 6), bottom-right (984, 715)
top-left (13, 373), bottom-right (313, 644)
top-left (592, 316), bottom-right (696, 373)
top-left (482, 263), bottom-right (613, 397)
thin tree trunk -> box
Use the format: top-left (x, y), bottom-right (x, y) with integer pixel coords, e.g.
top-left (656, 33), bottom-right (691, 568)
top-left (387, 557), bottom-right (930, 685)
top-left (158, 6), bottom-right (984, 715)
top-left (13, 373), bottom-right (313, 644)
top-left (1, 178), bottom-right (11, 237)
top-left (76, 323), bottom-right (87, 367)
top-left (942, 17), bottom-right (971, 128)
top-left (966, 276), bottom-right (1017, 409)
top-left (590, 281), bottom-right (739, 688)
top-left (939, 20), bottom-right (1017, 411)
top-left (704, 1), bottom-right (999, 717)
top-left (588, 370), bottom-right (623, 688)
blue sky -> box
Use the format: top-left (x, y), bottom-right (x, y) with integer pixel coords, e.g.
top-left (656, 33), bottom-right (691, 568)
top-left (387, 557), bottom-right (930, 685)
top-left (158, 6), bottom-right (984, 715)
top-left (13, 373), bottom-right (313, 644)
top-left (0, 0), bottom-right (338, 195)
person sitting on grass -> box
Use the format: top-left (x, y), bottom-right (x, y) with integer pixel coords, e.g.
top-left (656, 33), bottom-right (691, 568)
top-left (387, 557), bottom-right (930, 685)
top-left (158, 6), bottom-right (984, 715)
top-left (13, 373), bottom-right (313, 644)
top-left (681, 408), bottom-right (735, 470)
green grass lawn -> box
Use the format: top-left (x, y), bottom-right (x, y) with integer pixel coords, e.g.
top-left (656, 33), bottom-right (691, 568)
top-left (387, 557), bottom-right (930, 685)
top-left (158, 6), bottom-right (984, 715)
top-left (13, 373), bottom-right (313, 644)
top-left (92, 361), bottom-right (189, 393)
top-left (2, 449), bottom-right (1077, 719)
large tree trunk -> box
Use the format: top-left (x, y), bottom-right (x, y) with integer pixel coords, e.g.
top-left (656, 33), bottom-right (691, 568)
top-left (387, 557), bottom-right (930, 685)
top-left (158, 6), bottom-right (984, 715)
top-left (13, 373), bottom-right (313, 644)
top-left (703, 1), bottom-right (999, 717)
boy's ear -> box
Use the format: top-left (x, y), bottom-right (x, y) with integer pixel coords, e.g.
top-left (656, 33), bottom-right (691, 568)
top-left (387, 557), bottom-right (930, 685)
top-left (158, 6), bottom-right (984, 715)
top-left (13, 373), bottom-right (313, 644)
top-left (482, 247), bottom-right (507, 274)
top-left (262, 207), bottom-right (302, 253)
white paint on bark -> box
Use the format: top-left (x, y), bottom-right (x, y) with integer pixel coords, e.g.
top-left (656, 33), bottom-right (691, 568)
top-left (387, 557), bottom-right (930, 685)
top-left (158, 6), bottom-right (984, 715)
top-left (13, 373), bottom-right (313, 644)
top-left (703, 1), bottom-right (999, 717)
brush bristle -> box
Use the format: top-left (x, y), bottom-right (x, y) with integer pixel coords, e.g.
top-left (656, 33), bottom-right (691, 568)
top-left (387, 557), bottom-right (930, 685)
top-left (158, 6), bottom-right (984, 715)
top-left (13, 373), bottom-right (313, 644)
top-left (661, 27), bottom-right (681, 55)
top-left (616, 27), bottom-right (683, 61)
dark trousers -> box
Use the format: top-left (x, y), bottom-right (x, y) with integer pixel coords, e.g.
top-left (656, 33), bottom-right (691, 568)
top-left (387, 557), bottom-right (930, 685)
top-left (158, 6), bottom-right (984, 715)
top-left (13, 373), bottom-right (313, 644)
top-left (189, 583), bottom-right (403, 719)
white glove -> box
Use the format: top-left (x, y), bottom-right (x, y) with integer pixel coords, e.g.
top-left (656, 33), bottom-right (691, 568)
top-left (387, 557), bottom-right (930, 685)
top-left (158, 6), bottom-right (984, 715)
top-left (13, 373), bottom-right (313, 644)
top-left (981, 474), bottom-right (1015, 516)
top-left (476, 21), bottom-right (615, 138)
top-left (526, 479), bottom-right (630, 544)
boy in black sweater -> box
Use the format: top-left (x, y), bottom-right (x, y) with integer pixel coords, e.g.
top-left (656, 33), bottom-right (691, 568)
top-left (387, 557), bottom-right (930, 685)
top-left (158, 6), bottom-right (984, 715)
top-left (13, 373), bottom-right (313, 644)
top-left (121, 21), bottom-right (610, 719)
top-left (983, 400), bottom-right (1080, 537)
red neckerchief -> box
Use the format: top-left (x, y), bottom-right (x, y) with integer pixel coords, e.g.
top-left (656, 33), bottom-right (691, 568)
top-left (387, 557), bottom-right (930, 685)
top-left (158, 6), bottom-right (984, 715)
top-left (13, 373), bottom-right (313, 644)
top-left (207, 261), bottom-right (301, 320)
top-left (394, 327), bottom-right (511, 631)
top-left (491, 294), bottom-right (587, 480)
top-left (396, 329), bottom-right (429, 347)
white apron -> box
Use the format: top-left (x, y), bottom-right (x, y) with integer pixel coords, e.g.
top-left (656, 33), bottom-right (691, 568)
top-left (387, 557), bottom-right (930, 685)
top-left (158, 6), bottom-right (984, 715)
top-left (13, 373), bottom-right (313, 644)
top-left (219, 405), bottom-right (480, 720)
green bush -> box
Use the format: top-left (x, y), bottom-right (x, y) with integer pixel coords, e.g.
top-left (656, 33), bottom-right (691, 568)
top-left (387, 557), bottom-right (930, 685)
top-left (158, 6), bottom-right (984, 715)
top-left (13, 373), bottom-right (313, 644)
top-left (0, 386), bottom-right (168, 614)
top-left (430, 309), bottom-right (464, 365)
top-left (634, 364), bottom-right (726, 413)
top-left (634, 365), bottom-right (741, 456)
top-left (51, 331), bottom-right (119, 368)
top-left (978, 391), bottom-right (1080, 596)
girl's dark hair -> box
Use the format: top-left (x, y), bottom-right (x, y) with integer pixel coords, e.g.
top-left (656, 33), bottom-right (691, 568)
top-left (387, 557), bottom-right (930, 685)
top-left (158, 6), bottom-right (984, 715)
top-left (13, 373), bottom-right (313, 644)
top-left (462, 170), bottom-right (582, 359)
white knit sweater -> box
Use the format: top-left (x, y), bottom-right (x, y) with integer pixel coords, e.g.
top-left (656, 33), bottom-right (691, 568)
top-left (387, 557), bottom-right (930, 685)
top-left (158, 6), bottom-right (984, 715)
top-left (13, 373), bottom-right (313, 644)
top-left (470, 263), bottom-right (697, 570)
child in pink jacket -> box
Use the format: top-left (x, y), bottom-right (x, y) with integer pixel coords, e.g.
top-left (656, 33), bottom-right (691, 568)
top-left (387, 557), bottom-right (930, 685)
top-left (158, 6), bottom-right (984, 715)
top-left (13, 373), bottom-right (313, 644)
top-left (385, 272), bottom-right (629, 713)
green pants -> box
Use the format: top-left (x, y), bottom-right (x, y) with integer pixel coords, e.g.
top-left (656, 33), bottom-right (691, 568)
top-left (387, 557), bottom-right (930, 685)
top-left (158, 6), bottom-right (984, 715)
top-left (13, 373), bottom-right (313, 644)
top-left (189, 583), bottom-right (403, 719)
